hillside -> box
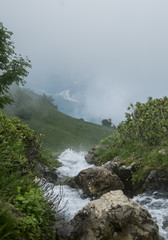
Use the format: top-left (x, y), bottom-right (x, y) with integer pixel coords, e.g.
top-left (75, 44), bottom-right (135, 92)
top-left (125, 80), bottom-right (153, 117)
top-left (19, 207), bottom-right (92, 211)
top-left (87, 97), bottom-right (168, 190)
top-left (3, 86), bottom-right (114, 151)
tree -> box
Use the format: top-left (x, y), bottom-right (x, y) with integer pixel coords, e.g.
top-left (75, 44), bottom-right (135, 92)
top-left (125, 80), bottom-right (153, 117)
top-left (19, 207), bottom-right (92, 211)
top-left (0, 22), bottom-right (31, 108)
top-left (101, 118), bottom-right (112, 127)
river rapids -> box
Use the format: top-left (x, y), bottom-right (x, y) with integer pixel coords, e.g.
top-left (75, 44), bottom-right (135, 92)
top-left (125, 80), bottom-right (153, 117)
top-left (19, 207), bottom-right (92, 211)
top-left (53, 149), bottom-right (168, 239)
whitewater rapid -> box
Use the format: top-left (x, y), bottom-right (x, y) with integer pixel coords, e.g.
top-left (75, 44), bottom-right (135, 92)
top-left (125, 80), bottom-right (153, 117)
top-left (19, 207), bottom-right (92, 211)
top-left (54, 149), bottom-right (168, 239)
top-left (134, 191), bottom-right (168, 239)
top-left (53, 149), bottom-right (93, 220)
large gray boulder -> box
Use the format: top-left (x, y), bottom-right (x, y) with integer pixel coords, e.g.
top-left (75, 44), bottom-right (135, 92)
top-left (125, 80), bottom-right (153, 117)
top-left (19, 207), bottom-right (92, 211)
top-left (68, 166), bottom-right (124, 197)
top-left (85, 146), bottom-right (100, 165)
top-left (57, 190), bottom-right (161, 240)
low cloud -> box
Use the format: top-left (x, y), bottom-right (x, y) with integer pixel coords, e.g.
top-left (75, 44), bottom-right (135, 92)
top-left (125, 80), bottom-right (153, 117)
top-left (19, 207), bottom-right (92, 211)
top-left (1, 0), bottom-right (168, 124)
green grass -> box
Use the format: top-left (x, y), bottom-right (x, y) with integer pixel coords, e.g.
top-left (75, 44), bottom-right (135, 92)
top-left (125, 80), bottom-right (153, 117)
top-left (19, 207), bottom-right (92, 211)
top-left (3, 86), bottom-right (114, 151)
top-left (94, 135), bottom-right (168, 183)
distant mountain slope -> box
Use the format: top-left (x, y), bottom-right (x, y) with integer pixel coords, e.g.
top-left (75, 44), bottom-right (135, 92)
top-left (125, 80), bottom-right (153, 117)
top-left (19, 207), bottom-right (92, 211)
top-left (3, 86), bottom-right (114, 151)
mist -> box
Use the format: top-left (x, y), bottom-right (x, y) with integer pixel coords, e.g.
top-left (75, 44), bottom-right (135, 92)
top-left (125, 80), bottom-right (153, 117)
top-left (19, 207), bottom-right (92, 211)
top-left (1, 0), bottom-right (168, 125)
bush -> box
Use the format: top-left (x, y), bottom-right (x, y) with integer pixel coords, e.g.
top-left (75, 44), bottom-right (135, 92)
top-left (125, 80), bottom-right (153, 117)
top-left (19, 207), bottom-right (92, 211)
top-left (94, 97), bottom-right (168, 182)
top-left (118, 96), bottom-right (168, 146)
top-left (13, 184), bottom-right (55, 240)
top-left (0, 112), bottom-right (56, 239)
top-left (0, 112), bottom-right (41, 175)
top-left (0, 200), bottom-right (18, 240)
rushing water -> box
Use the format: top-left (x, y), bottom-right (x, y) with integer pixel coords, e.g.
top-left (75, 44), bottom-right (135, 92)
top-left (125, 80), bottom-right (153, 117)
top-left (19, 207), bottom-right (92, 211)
top-left (54, 149), bottom-right (168, 239)
top-left (53, 149), bottom-right (93, 220)
top-left (57, 149), bottom-right (94, 178)
top-left (134, 191), bottom-right (168, 239)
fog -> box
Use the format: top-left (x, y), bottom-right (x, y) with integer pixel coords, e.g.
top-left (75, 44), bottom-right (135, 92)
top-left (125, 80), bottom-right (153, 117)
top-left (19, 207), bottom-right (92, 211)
top-left (1, 0), bottom-right (168, 124)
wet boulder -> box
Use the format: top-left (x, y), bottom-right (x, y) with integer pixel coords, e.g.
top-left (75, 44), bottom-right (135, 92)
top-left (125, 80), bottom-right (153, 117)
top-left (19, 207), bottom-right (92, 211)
top-left (140, 170), bottom-right (168, 193)
top-left (68, 166), bottom-right (124, 197)
top-left (84, 145), bottom-right (100, 165)
top-left (57, 190), bottom-right (161, 240)
top-left (102, 159), bottom-right (136, 196)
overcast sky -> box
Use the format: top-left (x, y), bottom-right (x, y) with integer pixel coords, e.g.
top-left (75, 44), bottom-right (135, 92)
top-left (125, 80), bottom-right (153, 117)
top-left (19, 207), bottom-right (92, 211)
top-left (1, 0), bottom-right (168, 124)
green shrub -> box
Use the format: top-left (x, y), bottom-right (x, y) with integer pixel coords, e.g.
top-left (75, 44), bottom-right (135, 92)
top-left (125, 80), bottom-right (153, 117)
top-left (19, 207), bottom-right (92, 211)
top-left (96, 97), bottom-right (168, 182)
top-left (118, 96), bottom-right (168, 146)
top-left (0, 112), bottom-right (41, 174)
top-left (13, 184), bottom-right (55, 240)
top-left (0, 112), bottom-right (56, 239)
top-left (0, 200), bottom-right (18, 240)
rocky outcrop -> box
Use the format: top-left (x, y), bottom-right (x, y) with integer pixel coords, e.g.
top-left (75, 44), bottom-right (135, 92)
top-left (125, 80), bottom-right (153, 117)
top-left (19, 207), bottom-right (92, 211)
top-left (85, 146), bottom-right (100, 165)
top-left (85, 146), bottom-right (168, 196)
top-left (85, 148), bottom-right (139, 195)
top-left (139, 170), bottom-right (168, 193)
top-left (68, 166), bottom-right (124, 197)
top-left (103, 159), bottom-right (168, 196)
top-left (102, 158), bottom-right (137, 196)
top-left (57, 190), bottom-right (161, 240)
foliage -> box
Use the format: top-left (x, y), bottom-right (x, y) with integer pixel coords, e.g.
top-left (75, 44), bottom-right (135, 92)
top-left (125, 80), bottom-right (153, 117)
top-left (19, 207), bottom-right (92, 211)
top-left (40, 148), bottom-right (62, 168)
top-left (0, 200), bottom-right (18, 240)
top-left (118, 96), bottom-right (168, 146)
top-left (0, 112), bottom-right (40, 176)
top-left (13, 185), bottom-right (55, 240)
top-left (101, 118), bottom-right (114, 128)
top-left (0, 111), bottom-right (56, 239)
top-left (0, 22), bottom-right (31, 108)
top-left (93, 97), bottom-right (168, 182)
top-left (0, 23), bottom-right (57, 239)
top-left (131, 148), bottom-right (168, 183)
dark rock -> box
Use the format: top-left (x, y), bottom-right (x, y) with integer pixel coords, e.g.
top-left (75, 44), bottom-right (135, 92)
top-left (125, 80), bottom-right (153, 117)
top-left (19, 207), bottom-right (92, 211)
top-left (103, 159), bottom-right (136, 196)
top-left (84, 145), bottom-right (100, 165)
top-left (68, 166), bottom-right (124, 197)
top-left (56, 190), bottom-right (161, 240)
top-left (141, 170), bottom-right (168, 193)
top-left (103, 158), bottom-right (168, 196)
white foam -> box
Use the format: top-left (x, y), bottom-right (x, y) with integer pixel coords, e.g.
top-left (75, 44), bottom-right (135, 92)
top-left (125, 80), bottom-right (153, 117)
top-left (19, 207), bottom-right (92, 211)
top-left (57, 148), bottom-right (94, 177)
top-left (54, 149), bottom-right (93, 220)
top-left (134, 192), bottom-right (168, 239)
top-left (53, 185), bottom-right (90, 220)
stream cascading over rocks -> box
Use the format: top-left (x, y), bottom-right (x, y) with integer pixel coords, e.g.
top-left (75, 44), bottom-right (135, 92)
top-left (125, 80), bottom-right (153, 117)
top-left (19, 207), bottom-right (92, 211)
top-left (134, 191), bottom-right (168, 239)
top-left (53, 149), bottom-right (94, 220)
top-left (54, 149), bottom-right (168, 239)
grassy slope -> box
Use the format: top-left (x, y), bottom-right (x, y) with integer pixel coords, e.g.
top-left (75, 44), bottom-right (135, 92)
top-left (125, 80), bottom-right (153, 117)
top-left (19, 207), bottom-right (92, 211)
top-left (3, 86), bottom-right (114, 151)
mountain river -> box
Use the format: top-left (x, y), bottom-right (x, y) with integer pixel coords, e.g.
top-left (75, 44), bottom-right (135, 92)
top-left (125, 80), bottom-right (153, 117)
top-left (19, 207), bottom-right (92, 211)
top-left (53, 149), bottom-right (168, 239)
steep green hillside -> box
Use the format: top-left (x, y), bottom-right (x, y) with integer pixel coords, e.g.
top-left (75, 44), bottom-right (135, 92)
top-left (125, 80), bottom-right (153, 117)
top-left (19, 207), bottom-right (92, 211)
top-left (3, 86), bottom-right (114, 151)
